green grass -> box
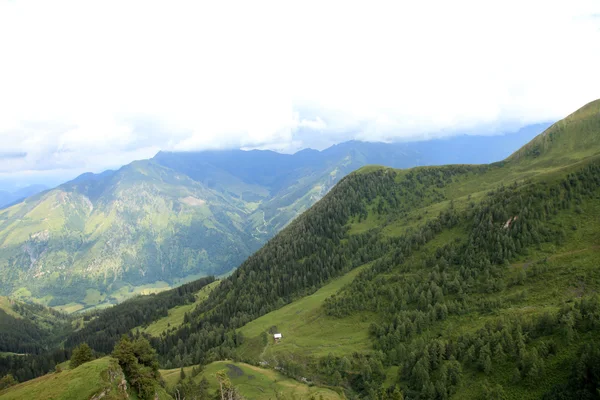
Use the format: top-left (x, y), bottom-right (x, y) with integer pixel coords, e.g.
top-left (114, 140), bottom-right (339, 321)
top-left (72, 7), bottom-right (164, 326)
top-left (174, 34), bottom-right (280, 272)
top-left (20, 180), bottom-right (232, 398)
top-left (0, 357), bottom-right (173, 400)
top-left (237, 263), bottom-right (374, 361)
top-left (83, 289), bottom-right (106, 306)
top-left (0, 357), bottom-right (115, 400)
top-left (161, 361), bottom-right (342, 400)
top-left (54, 302), bottom-right (85, 314)
top-left (140, 281), bottom-right (220, 337)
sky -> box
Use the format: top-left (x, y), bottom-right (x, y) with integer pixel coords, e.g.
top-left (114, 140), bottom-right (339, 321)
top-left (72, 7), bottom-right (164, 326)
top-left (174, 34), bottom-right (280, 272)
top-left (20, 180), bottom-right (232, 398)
top-left (0, 0), bottom-right (599, 189)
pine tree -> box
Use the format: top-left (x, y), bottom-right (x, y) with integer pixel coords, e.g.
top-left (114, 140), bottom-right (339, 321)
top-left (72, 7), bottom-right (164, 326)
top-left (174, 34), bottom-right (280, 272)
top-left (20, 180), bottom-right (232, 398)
top-left (113, 336), bottom-right (160, 400)
top-left (70, 343), bottom-right (94, 369)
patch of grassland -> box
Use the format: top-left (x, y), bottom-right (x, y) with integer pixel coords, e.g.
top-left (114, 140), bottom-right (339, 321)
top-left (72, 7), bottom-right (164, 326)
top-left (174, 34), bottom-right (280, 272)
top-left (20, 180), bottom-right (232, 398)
top-left (54, 302), bottom-right (85, 314)
top-left (140, 281), bottom-right (220, 337)
top-left (83, 289), bottom-right (106, 306)
top-left (110, 281), bottom-right (171, 303)
top-left (237, 263), bottom-right (373, 361)
top-left (161, 361), bottom-right (342, 400)
top-left (0, 357), bottom-right (113, 400)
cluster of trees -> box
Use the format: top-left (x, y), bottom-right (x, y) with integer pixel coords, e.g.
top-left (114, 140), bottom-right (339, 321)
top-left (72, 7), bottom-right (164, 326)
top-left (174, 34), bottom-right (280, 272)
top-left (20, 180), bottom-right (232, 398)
top-left (543, 341), bottom-right (600, 399)
top-left (0, 309), bottom-right (49, 355)
top-left (112, 335), bottom-right (162, 400)
top-left (0, 348), bottom-right (70, 383)
top-left (171, 368), bottom-right (210, 400)
top-left (70, 343), bottom-right (94, 369)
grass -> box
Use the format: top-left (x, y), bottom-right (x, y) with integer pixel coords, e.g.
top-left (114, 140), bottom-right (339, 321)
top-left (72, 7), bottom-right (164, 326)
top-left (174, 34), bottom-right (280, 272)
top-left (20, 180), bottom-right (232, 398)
top-left (54, 302), bottom-right (85, 314)
top-left (0, 357), bottom-right (114, 400)
top-left (110, 281), bottom-right (171, 303)
top-left (83, 289), bottom-right (106, 306)
top-left (140, 281), bottom-right (220, 337)
top-left (237, 263), bottom-right (374, 361)
top-left (0, 357), bottom-right (173, 400)
top-left (161, 361), bottom-right (342, 400)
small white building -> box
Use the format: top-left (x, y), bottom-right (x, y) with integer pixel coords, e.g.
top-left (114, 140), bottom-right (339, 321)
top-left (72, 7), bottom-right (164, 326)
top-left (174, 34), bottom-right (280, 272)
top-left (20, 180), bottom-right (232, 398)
top-left (273, 333), bottom-right (282, 341)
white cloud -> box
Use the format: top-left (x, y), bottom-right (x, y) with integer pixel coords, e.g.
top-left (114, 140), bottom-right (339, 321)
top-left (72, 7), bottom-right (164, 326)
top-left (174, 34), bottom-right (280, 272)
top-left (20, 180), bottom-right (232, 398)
top-left (0, 0), bottom-right (599, 179)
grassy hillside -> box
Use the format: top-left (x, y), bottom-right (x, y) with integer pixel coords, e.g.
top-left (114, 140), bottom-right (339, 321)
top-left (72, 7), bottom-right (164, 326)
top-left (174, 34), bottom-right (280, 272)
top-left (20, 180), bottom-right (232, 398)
top-left (0, 358), bottom-right (122, 400)
top-left (0, 357), bottom-right (172, 400)
top-left (139, 280), bottom-right (220, 337)
top-left (236, 264), bottom-right (373, 361)
top-left (161, 361), bottom-right (342, 399)
top-left (152, 100), bottom-right (600, 399)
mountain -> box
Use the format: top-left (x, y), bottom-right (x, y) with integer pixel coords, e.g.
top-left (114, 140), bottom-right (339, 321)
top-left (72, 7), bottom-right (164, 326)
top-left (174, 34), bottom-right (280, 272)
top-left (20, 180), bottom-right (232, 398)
top-left (0, 161), bottom-right (258, 308)
top-left (155, 100), bottom-right (598, 399)
top-left (0, 124), bottom-right (549, 309)
top-left (122, 101), bottom-right (597, 399)
top-left (0, 185), bottom-right (48, 209)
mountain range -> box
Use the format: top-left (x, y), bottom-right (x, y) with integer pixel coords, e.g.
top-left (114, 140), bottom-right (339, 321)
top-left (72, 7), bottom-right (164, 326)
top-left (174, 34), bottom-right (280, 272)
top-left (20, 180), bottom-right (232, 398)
top-left (0, 123), bottom-right (549, 309)
top-left (0, 101), bottom-right (599, 399)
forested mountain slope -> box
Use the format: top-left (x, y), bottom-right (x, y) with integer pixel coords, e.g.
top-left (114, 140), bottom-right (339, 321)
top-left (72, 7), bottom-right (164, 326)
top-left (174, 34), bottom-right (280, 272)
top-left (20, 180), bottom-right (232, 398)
top-left (0, 125), bottom-right (547, 309)
top-left (145, 100), bottom-right (600, 399)
top-left (0, 296), bottom-right (70, 356)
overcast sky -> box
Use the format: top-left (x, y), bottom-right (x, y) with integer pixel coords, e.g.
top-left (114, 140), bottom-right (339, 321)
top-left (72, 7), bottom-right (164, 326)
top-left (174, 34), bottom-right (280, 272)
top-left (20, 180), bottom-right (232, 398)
top-left (0, 0), bottom-right (599, 188)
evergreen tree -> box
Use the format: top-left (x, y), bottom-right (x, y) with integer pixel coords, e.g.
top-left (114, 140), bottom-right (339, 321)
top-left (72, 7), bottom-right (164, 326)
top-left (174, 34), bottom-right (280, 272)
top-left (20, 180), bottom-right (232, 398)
top-left (70, 343), bottom-right (94, 369)
top-left (113, 336), bottom-right (161, 400)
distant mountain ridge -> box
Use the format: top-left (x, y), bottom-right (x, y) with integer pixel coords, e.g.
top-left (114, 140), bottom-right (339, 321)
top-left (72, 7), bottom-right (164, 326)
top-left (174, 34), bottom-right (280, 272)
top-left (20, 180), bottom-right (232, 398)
top-left (0, 185), bottom-right (48, 209)
top-left (0, 123), bottom-right (551, 309)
